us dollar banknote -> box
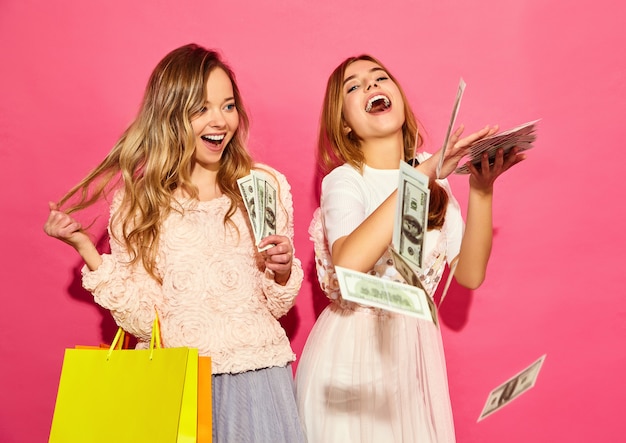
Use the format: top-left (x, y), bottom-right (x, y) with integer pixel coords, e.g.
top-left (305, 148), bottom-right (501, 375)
top-left (478, 354), bottom-right (547, 421)
top-left (393, 161), bottom-right (430, 271)
top-left (238, 171), bottom-right (277, 251)
top-left (335, 265), bottom-right (435, 323)
top-left (237, 175), bottom-right (259, 240)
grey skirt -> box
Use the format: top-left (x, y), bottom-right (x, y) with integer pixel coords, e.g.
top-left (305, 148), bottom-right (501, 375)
top-left (212, 364), bottom-right (306, 443)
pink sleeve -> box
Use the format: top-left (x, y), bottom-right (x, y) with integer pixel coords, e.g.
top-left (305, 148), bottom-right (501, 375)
top-left (259, 167), bottom-right (304, 318)
top-left (81, 192), bottom-right (160, 342)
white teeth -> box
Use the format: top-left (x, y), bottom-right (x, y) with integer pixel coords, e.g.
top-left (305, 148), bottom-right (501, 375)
top-left (203, 134), bottom-right (225, 141)
top-left (365, 95), bottom-right (391, 112)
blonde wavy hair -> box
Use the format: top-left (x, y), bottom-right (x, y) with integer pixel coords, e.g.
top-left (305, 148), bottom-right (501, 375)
top-left (57, 43), bottom-right (253, 282)
top-left (318, 54), bottom-right (448, 229)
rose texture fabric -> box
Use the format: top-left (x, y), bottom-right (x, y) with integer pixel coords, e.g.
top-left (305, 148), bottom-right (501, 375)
top-left (82, 165), bottom-right (303, 374)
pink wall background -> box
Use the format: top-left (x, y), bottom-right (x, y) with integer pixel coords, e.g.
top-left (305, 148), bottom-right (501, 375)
top-left (1, 0), bottom-right (624, 441)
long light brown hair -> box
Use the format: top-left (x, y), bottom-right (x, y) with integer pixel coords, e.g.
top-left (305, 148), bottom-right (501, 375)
top-left (318, 54), bottom-right (448, 229)
top-left (57, 44), bottom-right (253, 282)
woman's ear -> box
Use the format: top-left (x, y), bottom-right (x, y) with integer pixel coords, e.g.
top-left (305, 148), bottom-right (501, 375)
top-left (342, 124), bottom-right (351, 134)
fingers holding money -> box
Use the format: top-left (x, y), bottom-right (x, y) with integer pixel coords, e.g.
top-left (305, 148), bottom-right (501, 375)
top-left (260, 235), bottom-right (293, 281)
top-left (433, 124), bottom-right (499, 179)
top-left (452, 124), bottom-right (499, 151)
top-left (467, 146), bottom-right (527, 192)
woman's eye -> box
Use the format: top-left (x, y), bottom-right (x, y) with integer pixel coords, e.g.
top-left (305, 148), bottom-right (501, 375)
top-left (224, 103), bottom-right (236, 111)
top-left (376, 76), bottom-right (389, 82)
top-left (346, 84), bottom-right (358, 93)
top-left (198, 106), bottom-right (207, 114)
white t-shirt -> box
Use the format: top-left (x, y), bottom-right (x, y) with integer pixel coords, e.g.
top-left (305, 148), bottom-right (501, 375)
top-left (321, 157), bottom-right (464, 266)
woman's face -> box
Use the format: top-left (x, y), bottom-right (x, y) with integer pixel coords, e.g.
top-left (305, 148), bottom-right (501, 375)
top-left (190, 67), bottom-right (239, 172)
top-left (341, 59), bottom-right (405, 141)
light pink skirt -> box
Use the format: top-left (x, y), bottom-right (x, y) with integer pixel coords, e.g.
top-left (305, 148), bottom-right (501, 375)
top-left (295, 302), bottom-right (456, 443)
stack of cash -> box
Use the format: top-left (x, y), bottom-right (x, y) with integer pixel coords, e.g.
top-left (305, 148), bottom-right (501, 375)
top-left (237, 170), bottom-right (277, 251)
top-left (455, 119), bottom-right (540, 174)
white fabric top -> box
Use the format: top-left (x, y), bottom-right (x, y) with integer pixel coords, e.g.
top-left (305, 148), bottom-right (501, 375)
top-left (321, 154), bottom-right (465, 267)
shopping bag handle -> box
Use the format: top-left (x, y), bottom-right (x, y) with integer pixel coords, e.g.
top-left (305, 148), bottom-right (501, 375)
top-left (106, 310), bottom-right (162, 361)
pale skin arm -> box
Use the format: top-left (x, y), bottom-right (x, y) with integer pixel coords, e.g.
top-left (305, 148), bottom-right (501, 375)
top-left (43, 202), bottom-right (103, 271)
top-left (331, 125), bottom-right (498, 272)
top-left (452, 147), bottom-right (526, 289)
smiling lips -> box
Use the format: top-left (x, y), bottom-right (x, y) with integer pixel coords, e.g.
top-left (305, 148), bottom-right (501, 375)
top-left (201, 133), bottom-right (226, 147)
top-left (365, 94), bottom-right (391, 113)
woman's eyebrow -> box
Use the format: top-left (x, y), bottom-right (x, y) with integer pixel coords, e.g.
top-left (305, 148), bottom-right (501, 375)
top-left (343, 67), bottom-right (386, 86)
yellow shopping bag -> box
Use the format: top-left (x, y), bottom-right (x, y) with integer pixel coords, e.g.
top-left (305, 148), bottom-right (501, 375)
top-left (49, 316), bottom-right (199, 443)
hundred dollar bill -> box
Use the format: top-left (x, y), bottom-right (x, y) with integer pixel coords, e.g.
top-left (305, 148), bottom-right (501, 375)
top-left (334, 266), bottom-right (434, 323)
top-left (437, 78), bottom-right (466, 179)
top-left (478, 354), bottom-right (547, 421)
top-left (393, 162), bottom-right (429, 271)
top-left (251, 170), bottom-right (277, 252)
top-left (251, 171), bottom-right (266, 237)
top-left (237, 175), bottom-right (259, 239)
top-left (257, 176), bottom-right (277, 252)
top-left (387, 246), bottom-right (438, 326)
top-left (261, 179), bottom-right (277, 239)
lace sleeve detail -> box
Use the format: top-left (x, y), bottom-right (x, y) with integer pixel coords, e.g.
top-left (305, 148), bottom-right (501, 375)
top-left (309, 207), bottom-right (340, 301)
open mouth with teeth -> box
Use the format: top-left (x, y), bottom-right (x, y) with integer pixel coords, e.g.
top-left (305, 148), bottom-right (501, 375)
top-left (365, 95), bottom-right (391, 113)
top-left (201, 134), bottom-right (226, 146)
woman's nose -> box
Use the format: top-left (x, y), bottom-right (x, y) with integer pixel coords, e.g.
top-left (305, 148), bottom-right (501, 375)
top-left (366, 81), bottom-right (378, 91)
top-left (209, 111), bottom-right (226, 127)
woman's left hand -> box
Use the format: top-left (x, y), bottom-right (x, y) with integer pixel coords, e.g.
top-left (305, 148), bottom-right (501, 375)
top-left (259, 235), bottom-right (293, 285)
top-left (467, 146), bottom-right (526, 194)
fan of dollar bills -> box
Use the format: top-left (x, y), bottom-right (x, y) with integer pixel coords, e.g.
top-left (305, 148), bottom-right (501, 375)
top-left (454, 119), bottom-right (540, 174)
top-left (237, 170), bottom-right (277, 251)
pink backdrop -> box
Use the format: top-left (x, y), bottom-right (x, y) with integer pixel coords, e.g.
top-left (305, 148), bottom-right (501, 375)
top-left (1, 0), bottom-right (624, 441)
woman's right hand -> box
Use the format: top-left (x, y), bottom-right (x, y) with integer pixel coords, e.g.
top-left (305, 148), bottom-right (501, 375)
top-left (419, 124), bottom-right (499, 179)
top-left (44, 202), bottom-right (93, 251)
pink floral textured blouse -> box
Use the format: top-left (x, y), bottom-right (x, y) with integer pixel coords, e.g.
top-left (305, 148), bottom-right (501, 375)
top-left (82, 166), bottom-right (304, 374)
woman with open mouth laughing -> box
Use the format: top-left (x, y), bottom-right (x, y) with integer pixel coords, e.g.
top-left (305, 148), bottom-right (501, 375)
top-left (44, 44), bottom-right (306, 443)
top-left (296, 55), bottom-right (525, 442)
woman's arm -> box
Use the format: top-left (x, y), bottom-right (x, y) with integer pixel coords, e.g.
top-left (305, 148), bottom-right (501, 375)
top-left (330, 190), bottom-right (397, 272)
top-left (44, 196), bottom-right (160, 340)
top-left (257, 169), bottom-right (304, 318)
top-left (331, 125), bottom-right (500, 273)
top-left (454, 147), bottom-right (526, 288)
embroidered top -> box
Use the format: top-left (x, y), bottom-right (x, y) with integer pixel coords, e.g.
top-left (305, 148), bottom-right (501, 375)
top-left (81, 166), bottom-right (303, 374)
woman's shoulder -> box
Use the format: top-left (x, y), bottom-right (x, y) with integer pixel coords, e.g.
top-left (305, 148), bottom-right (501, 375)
top-left (322, 163), bottom-right (361, 185)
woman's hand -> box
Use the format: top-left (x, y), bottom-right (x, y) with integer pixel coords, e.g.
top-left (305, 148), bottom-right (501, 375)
top-left (43, 202), bottom-right (93, 250)
top-left (419, 124), bottom-right (499, 179)
top-left (467, 146), bottom-right (527, 194)
top-left (258, 235), bottom-right (293, 285)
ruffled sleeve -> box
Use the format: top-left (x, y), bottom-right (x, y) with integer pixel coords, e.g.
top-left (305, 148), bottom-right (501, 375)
top-left (257, 166), bottom-right (304, 318)
top-left (80, 191), bottom-right (160, 343)
top-left (309, 207), bottom-right (340, 301)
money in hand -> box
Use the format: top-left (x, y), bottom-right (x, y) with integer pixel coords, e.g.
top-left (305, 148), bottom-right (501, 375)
top-left (455, 119), bottom-right (540, 174)
top-left (437, 78), bottom-right (466, 179)
top-left (392, 162), bottom-right (430, 271)
top-left (237, 170), bottom-right (277, 251)
top-left (478, 354), bottom-right (547, 421)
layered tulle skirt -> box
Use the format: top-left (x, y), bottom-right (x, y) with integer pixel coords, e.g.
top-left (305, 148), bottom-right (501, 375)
top-left (295, 302), bottom-right (456, 443)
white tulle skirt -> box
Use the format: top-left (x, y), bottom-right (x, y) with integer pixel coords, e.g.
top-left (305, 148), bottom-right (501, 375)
top-left (295, 302), bottom-right (456, 443)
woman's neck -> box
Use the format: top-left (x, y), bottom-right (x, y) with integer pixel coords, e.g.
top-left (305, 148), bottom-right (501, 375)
top-left (360, 131), bottom-right (404, 169)
top-left (190, 167), bottom-right (222, 201)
